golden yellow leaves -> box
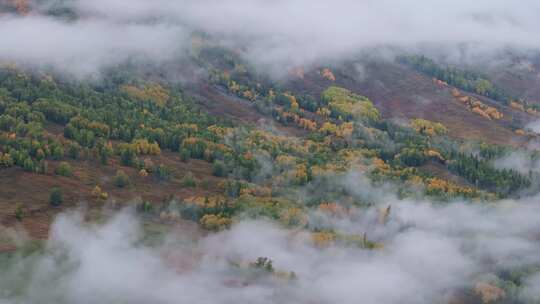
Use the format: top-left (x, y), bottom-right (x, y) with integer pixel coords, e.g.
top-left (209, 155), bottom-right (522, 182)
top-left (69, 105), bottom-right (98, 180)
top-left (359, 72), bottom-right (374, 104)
top-left (138, 169), bottom-right (149, 178)
top-left (297, 118), bottom-right (318, 131)
top-left (184, 195), bottom-right (230, 210)
top-left (406, 175), bottom-right (424, 187)
top-left (509, 101), bottom-right (540, 116)
top-left (183, 195), bottom-right (234, 230)
top-left (426, 178), bottom-right (453, 193)
top-left (91, 185), bottom-right (108, 200)
top-left (318, 122), bottom-right (354, 139)
top-left (207, 125), bottom-right (231, 138)
top-left (372, 157), bottom-right (390, 172)
top-left (276, 155), bottom-right (296, 170)
top-left (121, 84), bottom-right (170, 107)
top-left (316, 107), bottom-right (331, 118)
top-left (515, 129), bottom-right (526, 136)
top-left (510, 101), bottom-right (525, 112)
top-left (425, 178), bottom-right (475, 197)
top-left (339, 122), bottom-right (354, 138)
top-left (274, 107), bottom-right (318, 131)
top-left (311, 232), bottom-right (336, 248)
top-left (451, 89), bottom-right (503, 120)
top-left (425, 149), bottom-right (445, 162)
top-left (246, 130), bottom-right (308, 155)
top-left (294, 164), bottom-right (309, 185)
top-left (228, 80), bottom-right (241, 94)
top-left (282, 93), bottom-right (298, 110)
top-left (176, 123), bottom-right (198, 134)
top-left (483, 107), bottom-right (504, 120)
top-left (200, 214), bottom-right (232, 231)
top-left (410, 118), bottom-right (448, 136)
top-left (322, 86), bottom-right (380, 122)
top-left (0, 152), bottom-right (14, 168)
top-left (470, 104), bottom-right (503, 120)
top-left (132, 139), bottom-right (161, 155)
top-left (280, 208), bottom-right (308, 227)
top-left (242, 90), bottom-right (256, 101)
top-left (240, 186), bottom-right (272, 197)
top-left (526, 107), bottom-right (539, 115)
top-left (310, 163), bottom-right (342, 179)
top-left (311, 231), bottom-right (384, 250)
top-left (319, 122), bottom-right (339, 135)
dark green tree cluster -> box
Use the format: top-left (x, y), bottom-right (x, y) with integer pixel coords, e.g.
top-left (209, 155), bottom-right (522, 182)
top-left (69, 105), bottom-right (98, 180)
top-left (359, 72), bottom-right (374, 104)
top-left (399, 55), bottom-right (512, 104)
top-left (448, 153), bottom-right (530, 195)
top-left (0, 67), bottom-right (234, 175)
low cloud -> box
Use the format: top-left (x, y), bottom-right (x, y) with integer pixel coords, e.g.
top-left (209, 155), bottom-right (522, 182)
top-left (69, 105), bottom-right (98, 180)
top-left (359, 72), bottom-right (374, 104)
top-left (2, 194), bottom-right (540, 303)
top-left (493, 151), bottom-right (537, 175)
top-left (0, 15), bottom-right (186, 77)
top-left (525, 119), bottom-right (540, 134)
top-left (2, 0), bottom-right (540, 76)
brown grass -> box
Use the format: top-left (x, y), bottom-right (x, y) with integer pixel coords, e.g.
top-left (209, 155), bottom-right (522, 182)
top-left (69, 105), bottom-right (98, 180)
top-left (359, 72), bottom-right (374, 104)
top-left (0, 151), bottom-right (227, 242)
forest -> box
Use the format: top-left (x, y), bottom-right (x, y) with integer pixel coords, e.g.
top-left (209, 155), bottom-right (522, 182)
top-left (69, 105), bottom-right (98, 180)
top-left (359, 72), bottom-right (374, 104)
top-left (1, 1), bottom-right (540, 302)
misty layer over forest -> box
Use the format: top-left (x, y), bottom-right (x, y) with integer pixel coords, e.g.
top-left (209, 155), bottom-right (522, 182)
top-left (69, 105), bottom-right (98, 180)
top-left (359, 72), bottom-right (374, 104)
top-left (1, 1), bottom-right (540, 304)
top-left (2, 0), bottom-right (540, 75)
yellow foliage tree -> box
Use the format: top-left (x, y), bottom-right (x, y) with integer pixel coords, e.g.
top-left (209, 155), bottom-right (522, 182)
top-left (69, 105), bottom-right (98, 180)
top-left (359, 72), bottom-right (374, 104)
top-left (132, 139), bottom-right (161, 155)
top-left (121, 84), bottom-right (169, 107)
top-left (91, 185), bottom-right (108, 200)
top-left (280, 208), bottom-right (308, 227)
top-left (139, 169), bottom-right (149, 178)
top-left (311, 232), bottom-right (336, 248)
top-left (200, 214), bottom-right (232, 231)
top-left (294, 164), bottom-right (309, 185)
top-left (319, 122), bottom-right (338, 135)
top-left (321, 86), bottom-right (380, 122)
top-left (410, 119), bottom-right (447, 136)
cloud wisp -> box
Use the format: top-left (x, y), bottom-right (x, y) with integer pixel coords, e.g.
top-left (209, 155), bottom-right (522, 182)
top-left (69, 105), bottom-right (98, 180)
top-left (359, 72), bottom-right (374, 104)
top-left (2, 0), bottom-right (540, 75)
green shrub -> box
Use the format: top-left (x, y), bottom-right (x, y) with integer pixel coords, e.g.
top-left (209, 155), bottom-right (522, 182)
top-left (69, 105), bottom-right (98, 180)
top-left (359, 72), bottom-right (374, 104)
top-left (212, 160), bottom-right (227, 177)
top-left (52, 146), bottom-right (64, 160)
top-left (138, 201), bottom-right (153, 213)
top-left (14, 203), bottom-right (24, 221)
top-left (55, 161), bottom-right (73, 177)
top-left (22, 158), bottom-right (34, 172)
top-left (154, 164), bottom-right (171, 181)
top-left (199, 179), bottom-right (211, 190)
top-left (114, 170), bottom-right (130, 188)
top-left (179, 148), bottom-right (191, 162)
top-left (49, 187), bottom-right (63, 206)
top-left (67, 142), bottom-right (81, 159)
top-left (182, 172), bottom-right (197, 187)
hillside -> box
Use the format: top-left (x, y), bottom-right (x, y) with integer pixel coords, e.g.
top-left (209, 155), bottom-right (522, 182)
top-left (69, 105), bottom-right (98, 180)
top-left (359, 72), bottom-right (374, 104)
top-left (0, 43), bottom-right (535, 240)
top-left (1, 1), bottom-right (540, 304)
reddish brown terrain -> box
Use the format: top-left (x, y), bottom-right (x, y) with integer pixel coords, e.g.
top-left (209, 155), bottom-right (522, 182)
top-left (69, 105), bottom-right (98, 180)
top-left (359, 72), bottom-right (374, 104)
top-left (286, 61), bottom-right (536, 146)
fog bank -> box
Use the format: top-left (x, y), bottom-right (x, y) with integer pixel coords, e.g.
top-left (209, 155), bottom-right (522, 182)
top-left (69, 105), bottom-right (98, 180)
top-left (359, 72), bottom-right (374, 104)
top-left (1, 0), bottom-right (540, 75)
